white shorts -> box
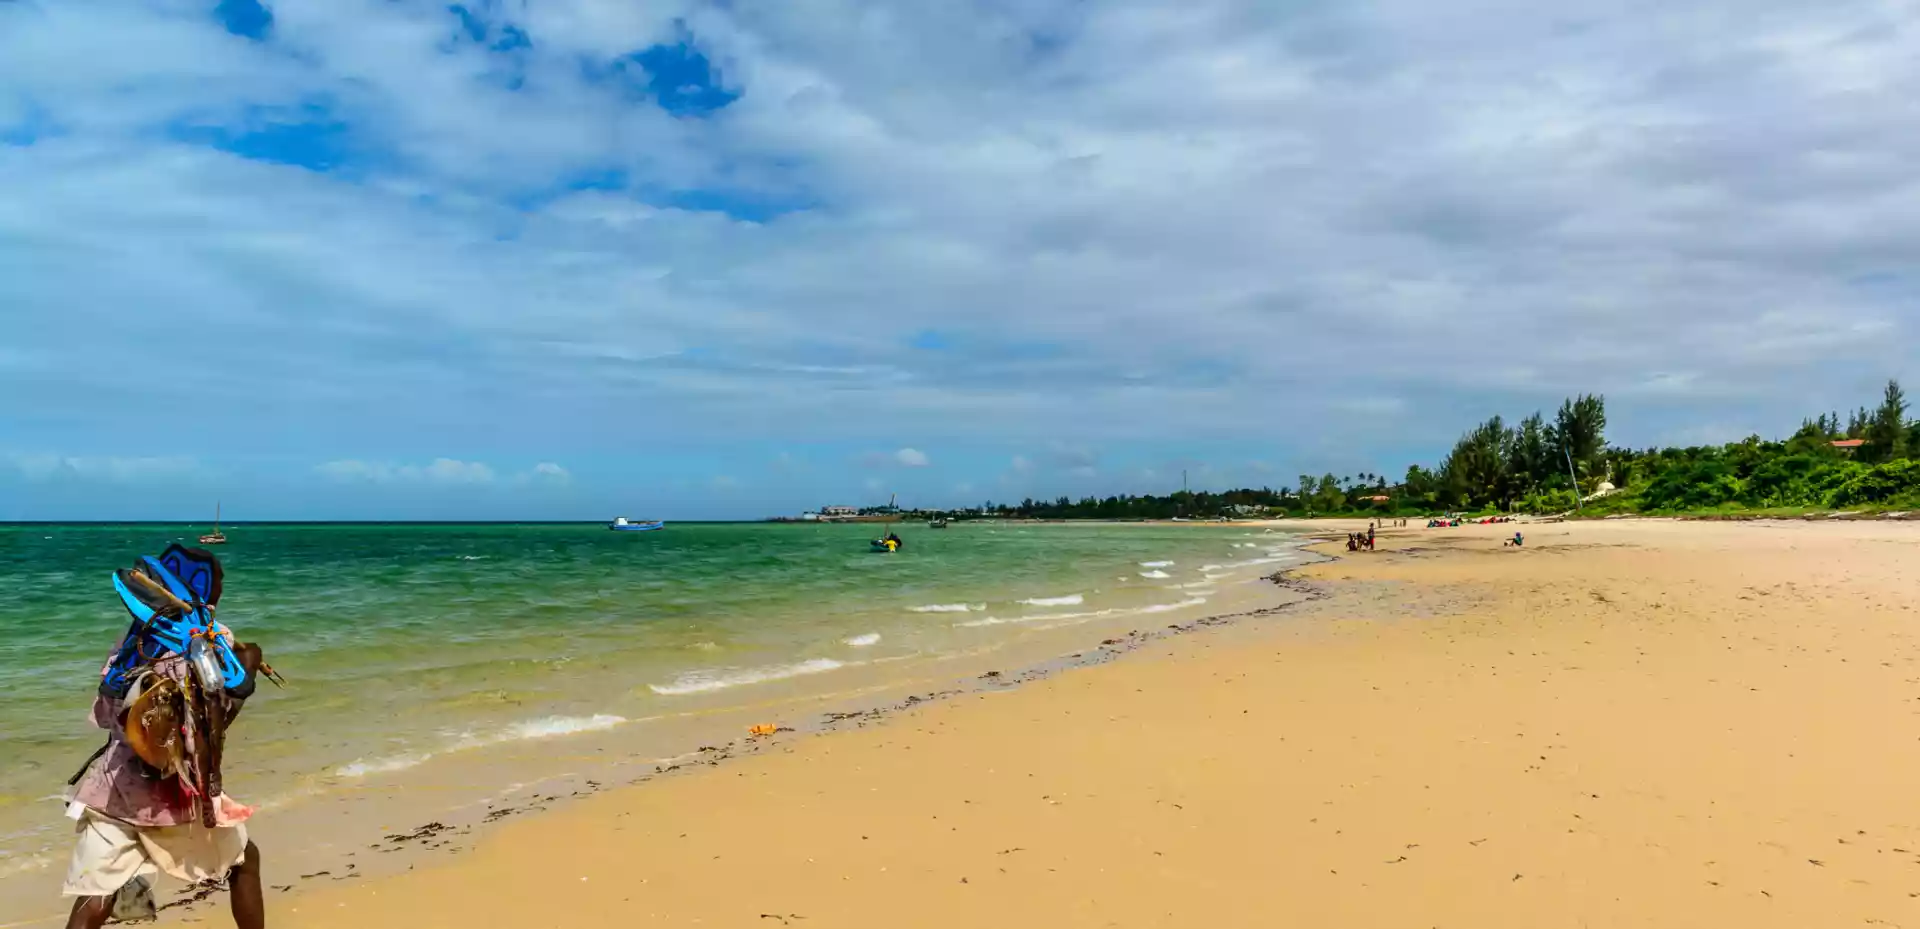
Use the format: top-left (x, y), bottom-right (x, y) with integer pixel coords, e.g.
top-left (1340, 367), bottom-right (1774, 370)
top-left (63, 807), bottom-right (249, 898)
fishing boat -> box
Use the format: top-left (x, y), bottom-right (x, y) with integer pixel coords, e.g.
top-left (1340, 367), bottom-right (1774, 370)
top-left (609, 517), bottom-right (665, 532)
top-left (198, 503), bottom-right (227, 545)
top-left (928, 517), bottom-right (949, 529)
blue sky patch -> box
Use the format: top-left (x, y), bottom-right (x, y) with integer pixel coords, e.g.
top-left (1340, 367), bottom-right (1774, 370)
top-left (590, 27), bottom-right (740, 117)
top-left (169, 101), bottom-right (358, 172)
top-left (0, 103), bottom-right (54, 147)
top-left (652, 187), bottom-right (809, 223)
top-left (909, 330), bottom-right (952, 351)
top-left (214, 0), bottom-right (274, 41)
top-left (903, 331), bottom-right (1067, 360)
top-left (439, 3), bottom-right (534, 90)
top-left (514, 169), bottom-right (809, 223)
top-left (492, 24), bottom-right (532, 53)
top-left (449, 4), bottom-right (488, 43)
top-left (446, 3), bottom-right (533, 52)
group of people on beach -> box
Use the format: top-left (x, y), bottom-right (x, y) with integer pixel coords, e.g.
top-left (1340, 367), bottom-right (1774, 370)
top-left (1347, 524), bottom-right (1379, 552)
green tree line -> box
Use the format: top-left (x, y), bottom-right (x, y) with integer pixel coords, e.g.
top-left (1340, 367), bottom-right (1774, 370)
top-left (964, 379), bottom-right (1920, 519)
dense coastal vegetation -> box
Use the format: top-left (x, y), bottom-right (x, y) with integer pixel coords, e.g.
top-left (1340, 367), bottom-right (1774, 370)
top-left (971, 380), bottom-right (1920, 519)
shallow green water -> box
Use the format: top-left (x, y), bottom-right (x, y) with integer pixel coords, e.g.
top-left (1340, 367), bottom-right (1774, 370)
top-left (0, 521), bottom-right (1298, 873)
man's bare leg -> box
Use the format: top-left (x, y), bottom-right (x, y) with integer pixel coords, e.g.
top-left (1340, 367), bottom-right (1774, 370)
top-left (65, 841), bottom-right (263, 929)
top-left (64, 895), bottom-right (111, 929)
top-left (230, 841), bottom-right (264, 929)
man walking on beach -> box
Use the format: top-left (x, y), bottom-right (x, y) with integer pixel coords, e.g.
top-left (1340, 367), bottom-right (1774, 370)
top-left (63, 640), bottom-right (268, 929)
top-left (63, 547), bottom-right (270, 929)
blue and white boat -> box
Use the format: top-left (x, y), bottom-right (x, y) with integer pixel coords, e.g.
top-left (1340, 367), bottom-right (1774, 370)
top-left (609, 517), bottom-right (665, 532)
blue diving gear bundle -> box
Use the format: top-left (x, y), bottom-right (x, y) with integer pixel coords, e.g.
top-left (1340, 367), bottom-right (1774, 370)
top-left (101, 544), bottom-right (245, 698)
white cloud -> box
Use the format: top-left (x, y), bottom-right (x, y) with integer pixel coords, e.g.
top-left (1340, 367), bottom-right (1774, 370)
top-left (1010, 455), bottom-right (1034, 474)
top-left (315, 459), bottom-right (386, 482)
top-left (530, 462), bottom-right (572, 483)
top-left (894, 447), bottom-right (930, 468)
top-left (424, 458), bottom-right (495, 484)
top-left (6, 454), bottom-right (200, 483)
top-left (316, 458), bottom-right (496, 484)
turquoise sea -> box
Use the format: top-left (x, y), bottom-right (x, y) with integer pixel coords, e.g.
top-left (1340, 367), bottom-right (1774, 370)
top-left (0, 521), bottom-right (1301, 891)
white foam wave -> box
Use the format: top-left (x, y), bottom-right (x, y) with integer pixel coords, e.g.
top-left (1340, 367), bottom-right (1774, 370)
top-left (1139, 597), bottom-right (1209, 614)
top-left (1140, 560), bottom-right (1175, 568)
top-left (1220, 551), bottom-right (1303, 570)
top-left (649, 658), bottom-right (847, 696)
top-left (443, 713), bottom-right (629, 754)
top-left (844, 633), bottom-right (881, 647)
top-left (1020, 594), bottom-right (1084, 607)
top-left (0, 853), bottom-right (52, 879)
top-left (1199, 564), bottom-right (1224, 572)
top-left (504, 714), bottom-right (626, 739)
top-left (960, 596), bottom-right (1210, 629)
top-left (1138, 570), bottom-right (1172, 579)
top-left (959, 610), bottom-right (1092, 628)
top-left (334, 754), bottom-right (432, 778)
top-left (908, 603), bottom-right (985, 613)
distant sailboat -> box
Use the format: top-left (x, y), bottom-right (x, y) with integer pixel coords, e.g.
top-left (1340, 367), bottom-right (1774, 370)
top-left (199, 502), bottom-right (227, 545)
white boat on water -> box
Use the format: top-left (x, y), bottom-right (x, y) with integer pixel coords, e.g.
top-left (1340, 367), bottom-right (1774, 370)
top-left (609, 517), bottom-right (665, 532)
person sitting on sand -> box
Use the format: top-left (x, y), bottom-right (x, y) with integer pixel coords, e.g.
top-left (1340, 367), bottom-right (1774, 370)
top-left (63, 639), bottom-right (270, 928)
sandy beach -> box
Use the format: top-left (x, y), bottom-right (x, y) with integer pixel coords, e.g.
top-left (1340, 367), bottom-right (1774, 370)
top-left (49, 519), bottom-right (1920, 927)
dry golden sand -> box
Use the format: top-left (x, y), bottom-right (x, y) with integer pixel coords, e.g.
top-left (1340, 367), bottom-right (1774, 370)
top-left (273, 519), bottom-right (1920, 928)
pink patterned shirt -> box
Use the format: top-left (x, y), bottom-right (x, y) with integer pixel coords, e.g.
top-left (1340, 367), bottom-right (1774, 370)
top-left (69, 655), bottom-right (244, 827)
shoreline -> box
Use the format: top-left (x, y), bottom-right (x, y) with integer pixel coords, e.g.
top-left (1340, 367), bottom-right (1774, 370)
top-left (279, 518), bottom-right (1919, 928)
top-left (211, 565), bottom-right (1327, 923)
top-left (0, 530), bottom-right (1320, 928)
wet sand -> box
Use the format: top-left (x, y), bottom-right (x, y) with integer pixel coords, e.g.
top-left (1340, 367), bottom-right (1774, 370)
top-left (46, 519), bottom-right (1920, 927)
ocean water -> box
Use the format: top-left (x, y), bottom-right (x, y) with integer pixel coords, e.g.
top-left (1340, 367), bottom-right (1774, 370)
top-left (0, 521), bottom-right (1300, 879)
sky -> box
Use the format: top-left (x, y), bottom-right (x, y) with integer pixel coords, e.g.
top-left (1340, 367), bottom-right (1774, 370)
top-left (2, 0), bottom-right (1918, 521)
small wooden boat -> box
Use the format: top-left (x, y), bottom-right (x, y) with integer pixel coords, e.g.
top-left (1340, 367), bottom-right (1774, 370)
top-left (198, 503), bottom-right (227, 545)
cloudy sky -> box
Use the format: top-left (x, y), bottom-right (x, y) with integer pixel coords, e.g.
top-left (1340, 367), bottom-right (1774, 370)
top-left (3, 0), bottom-right (1916, 520)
